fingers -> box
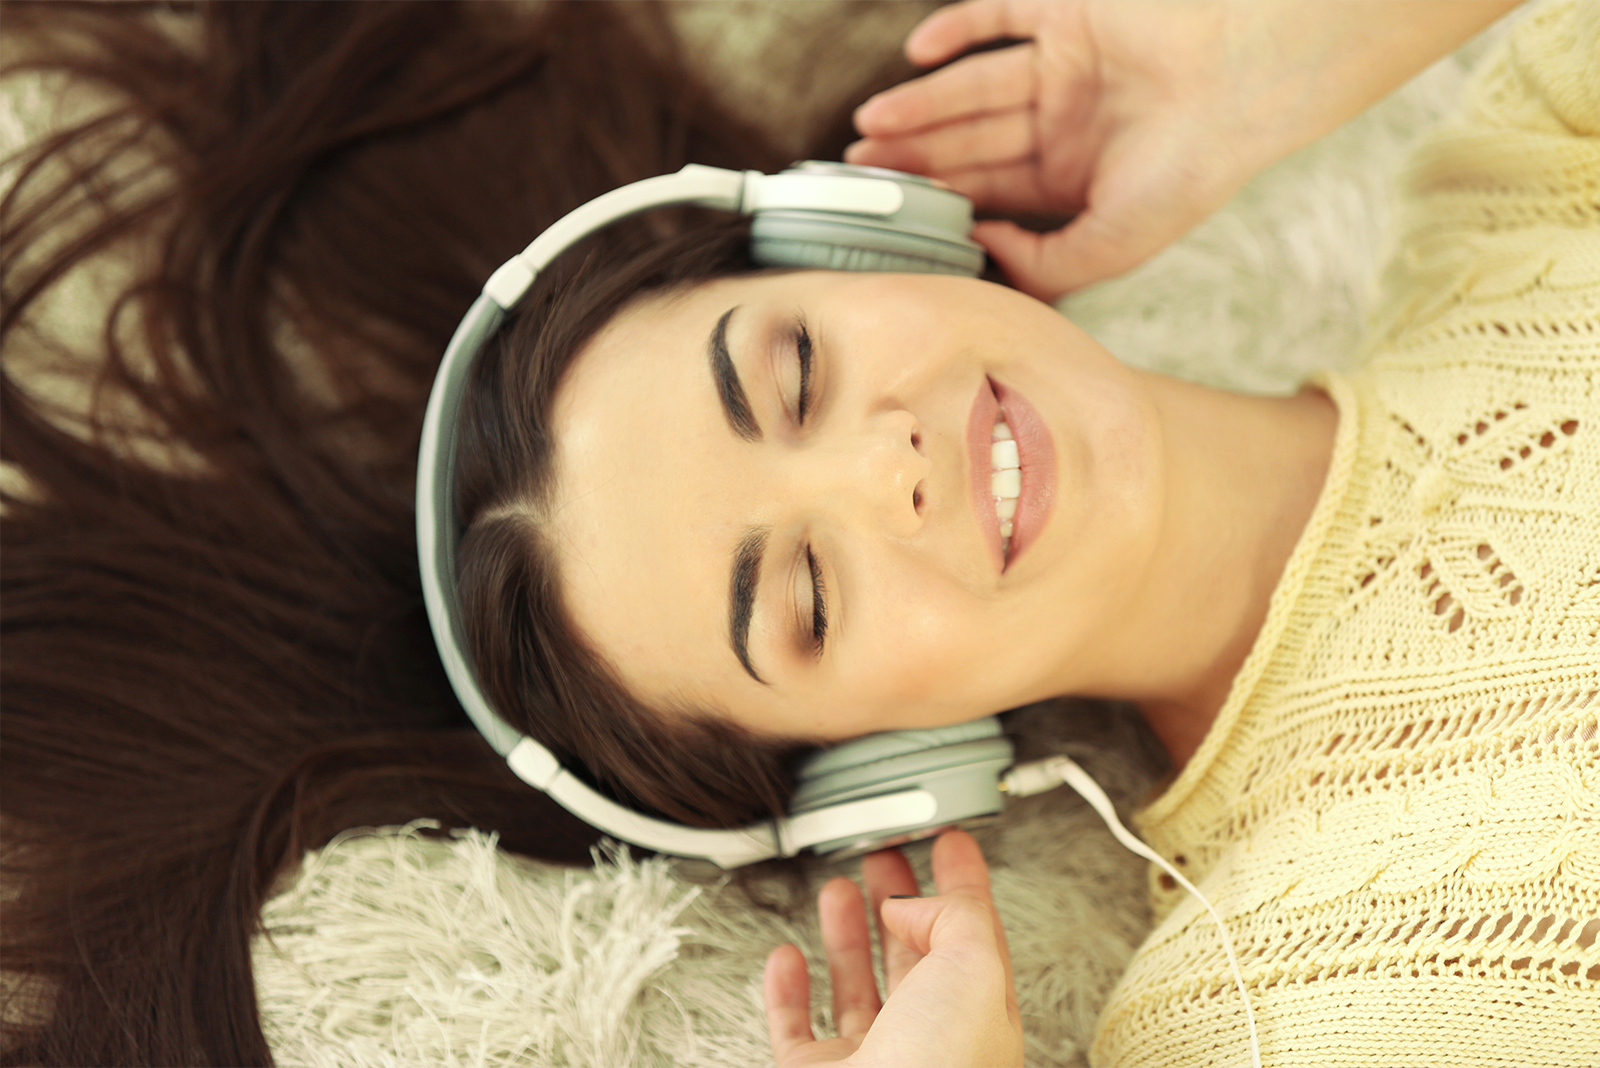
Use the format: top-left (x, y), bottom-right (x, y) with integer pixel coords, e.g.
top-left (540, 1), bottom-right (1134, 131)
top-left (877, 831), bottom-right (1000, 958)
top-left (763, 943), bottom-right (815, 1062)
top-left (929, 827), bottom-right (995, 898)
top-left (847, 106), bottom-right (1035, 181)
top-left (929, 829), bottom-right (1020, 1029)
top-left (903, 0), bottom-right (1049, 68)
top-left (875, 831), bottom-right (1022, 1049)
top-left (769, 835), bottom-right (1023, 1068)
top-left (974, 215), bottom-right (1158, 301)
top-left (854, 46), bottom-right (1036, 139)
top-left (861, 848), bottom-right (922, 995)
top-left (878, 831), bottom-right (1018, 1010)
top-left (817, 876), bottom-right (882, 1038)
top-left (876, 891), bottom-right (1005, 991)
top-left (929, 161), bottom-right (1055, 213)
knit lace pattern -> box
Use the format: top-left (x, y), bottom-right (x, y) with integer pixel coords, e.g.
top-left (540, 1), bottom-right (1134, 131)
top-left (1094, 4), bottom-right (1600, 1064)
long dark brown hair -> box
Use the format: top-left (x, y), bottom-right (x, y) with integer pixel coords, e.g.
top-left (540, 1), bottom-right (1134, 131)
top-left (453, 225), bottom-right (814, 832)
top-left (0, 2), bottom-right (910, 1062)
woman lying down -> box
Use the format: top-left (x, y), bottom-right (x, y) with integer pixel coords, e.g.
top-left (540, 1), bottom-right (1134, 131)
top-left (2, 0), bottom-right (1594, 1064)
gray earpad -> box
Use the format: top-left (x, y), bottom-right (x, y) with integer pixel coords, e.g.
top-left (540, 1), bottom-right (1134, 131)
top-left (751, 215), bottom-right (985, 278)
top-left (789, 717), bottom-right (1013, 856)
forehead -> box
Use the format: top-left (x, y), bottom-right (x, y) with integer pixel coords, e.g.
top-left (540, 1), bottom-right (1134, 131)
top-left (546, 278), bottom-right (755, 709)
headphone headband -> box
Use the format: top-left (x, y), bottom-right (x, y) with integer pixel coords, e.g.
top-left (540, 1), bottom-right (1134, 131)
top-left (417, 162), bottom-right (1000, 866)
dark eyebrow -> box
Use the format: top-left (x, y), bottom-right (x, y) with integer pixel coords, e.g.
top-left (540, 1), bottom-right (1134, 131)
top-left (710, 306), bottom-right (761, 442)
top-left (729, 526), bottom-right (770, 685)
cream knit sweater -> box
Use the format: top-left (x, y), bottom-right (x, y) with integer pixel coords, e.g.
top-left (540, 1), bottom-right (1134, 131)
top-left (1092, 3), bottom-right (1600, 1065)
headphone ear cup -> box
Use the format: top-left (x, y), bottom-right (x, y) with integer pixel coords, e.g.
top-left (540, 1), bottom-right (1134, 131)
top-left (751, 217), bottom-right (984, 276)
top-left (752, 235), bottom-right (979, 275)
top-left (789, 717), bottom-right (1013, 856)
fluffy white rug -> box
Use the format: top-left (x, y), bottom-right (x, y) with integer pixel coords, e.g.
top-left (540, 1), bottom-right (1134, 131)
top-left (251, 25), bottom-right (1504, 1066)
top-left (255, 705), bottom-right (1163, 1068)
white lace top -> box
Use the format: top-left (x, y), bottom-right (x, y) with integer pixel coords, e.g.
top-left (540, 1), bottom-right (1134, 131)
top-left (1093, 3), bottom-right (1600, 1064)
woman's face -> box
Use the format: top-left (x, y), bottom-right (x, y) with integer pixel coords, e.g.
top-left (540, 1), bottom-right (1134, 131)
top-left (548, 271), bottom-right (1166, 741)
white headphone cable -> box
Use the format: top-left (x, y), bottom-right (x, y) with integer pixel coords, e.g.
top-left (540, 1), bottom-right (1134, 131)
top-left (1001, 756), bottom-right (1262, 1068)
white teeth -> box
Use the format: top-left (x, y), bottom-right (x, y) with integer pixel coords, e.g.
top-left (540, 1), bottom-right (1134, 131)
top-left (991, 415), bottom-right (1020, 559)
top-left (991, 438), bottom-right (1019, 470)
top-left (991, 467), bottom-right (1021, 499)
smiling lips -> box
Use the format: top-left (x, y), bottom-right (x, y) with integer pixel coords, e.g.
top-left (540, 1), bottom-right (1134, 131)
top-left (967, 377), bottom-right (1057, 572)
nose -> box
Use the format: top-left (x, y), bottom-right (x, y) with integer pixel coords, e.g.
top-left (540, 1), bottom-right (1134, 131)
top-left (793, 408), bottom-right (930, 538)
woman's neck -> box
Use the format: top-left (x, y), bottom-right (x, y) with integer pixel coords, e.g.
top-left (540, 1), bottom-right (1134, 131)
top-left (1110, 373), bottom-right (1338, 767)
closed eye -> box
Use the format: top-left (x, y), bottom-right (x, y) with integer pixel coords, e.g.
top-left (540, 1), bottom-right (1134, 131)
top-left (794, 317), bottom-right (813, 423)
top-left (807, 545), bottom-right (828, 656)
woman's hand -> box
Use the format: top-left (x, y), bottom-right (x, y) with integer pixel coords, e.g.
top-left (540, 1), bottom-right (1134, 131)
top-left (764, 829), bottom-right (1023, 1068)
top-left (848, 0), bottom-right (1519, 300)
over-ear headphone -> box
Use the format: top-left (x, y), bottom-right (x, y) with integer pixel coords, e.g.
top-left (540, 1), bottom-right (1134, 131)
top-left (417, 161), bottom-right (1015, 867)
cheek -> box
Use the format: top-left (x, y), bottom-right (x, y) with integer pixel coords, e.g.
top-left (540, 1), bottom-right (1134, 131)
top-left (845, 574), bottom-right (978, 706)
